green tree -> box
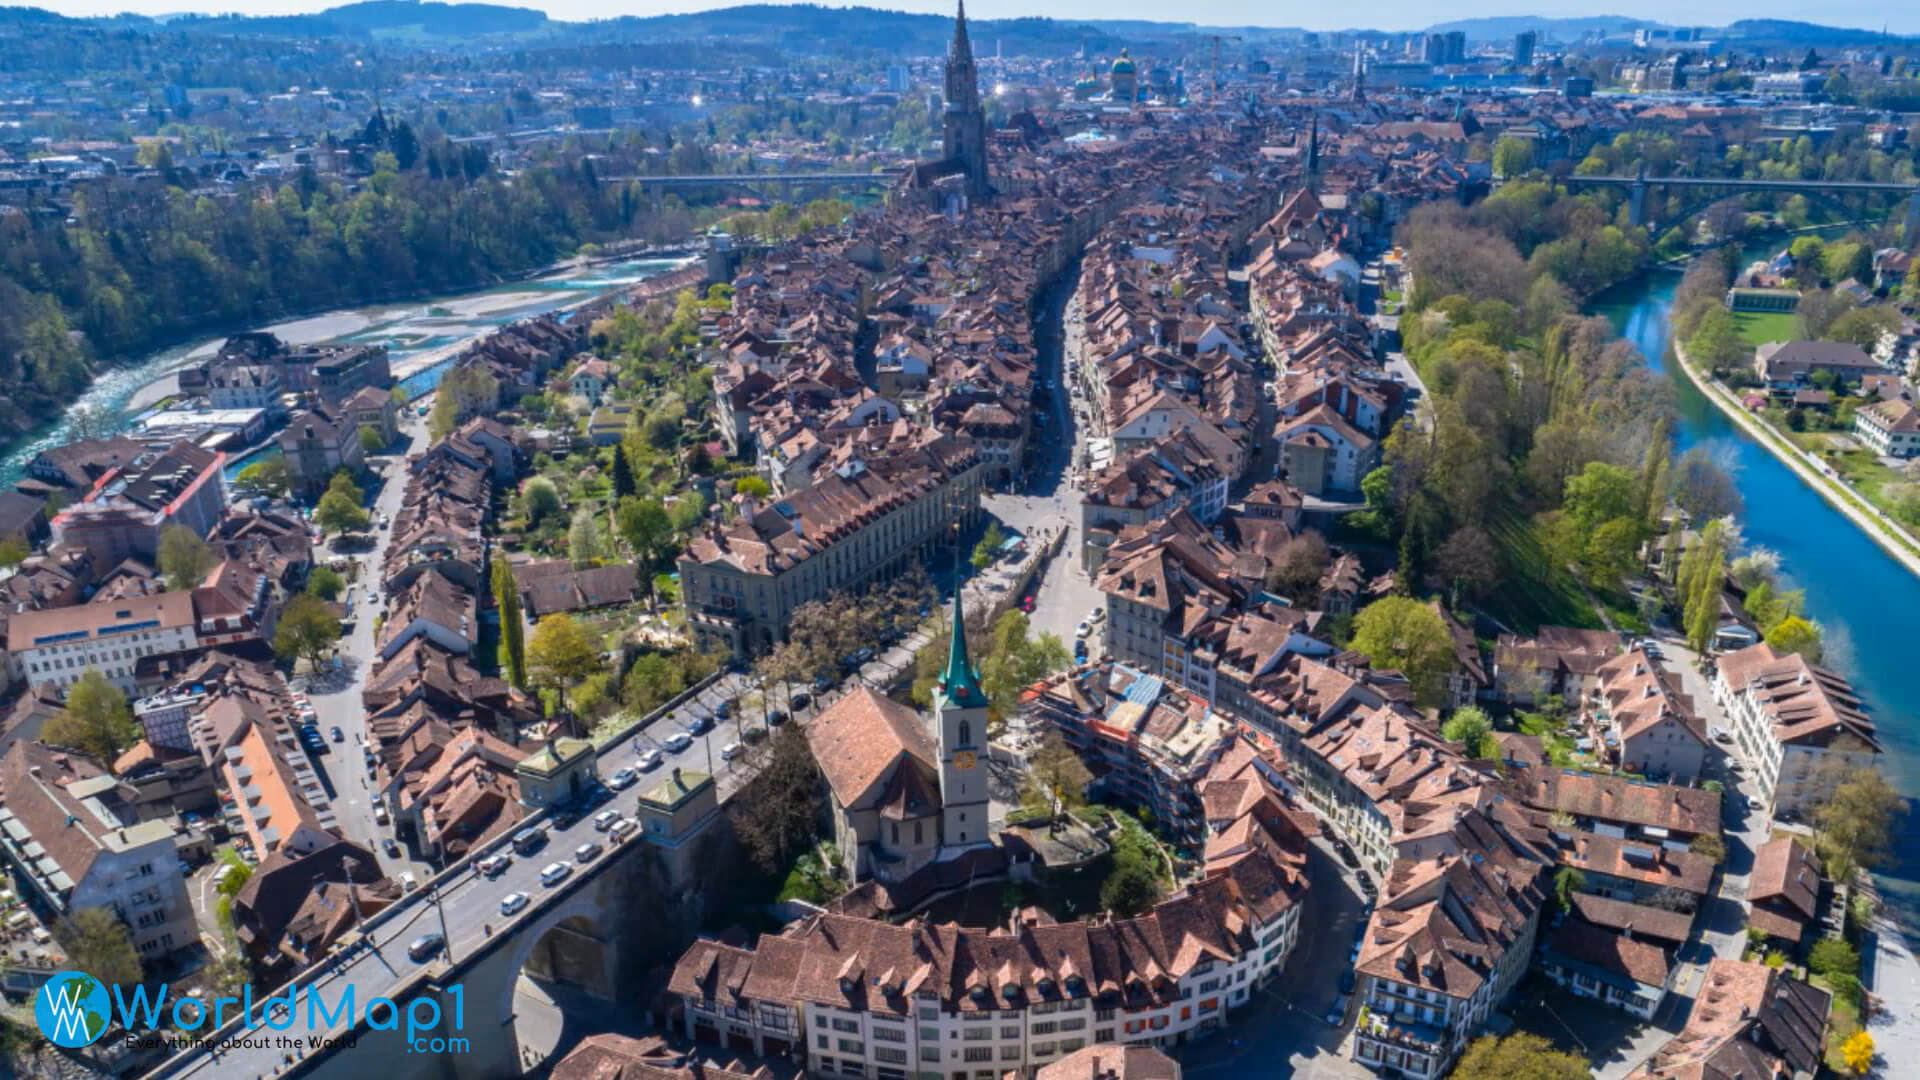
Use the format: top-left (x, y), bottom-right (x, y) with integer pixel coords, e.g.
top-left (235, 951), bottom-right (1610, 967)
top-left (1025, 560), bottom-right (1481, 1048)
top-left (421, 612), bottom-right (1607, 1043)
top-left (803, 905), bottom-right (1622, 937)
top-left (313, 489), bottom-right (370, 534)
top-left (977, 610), bottom-right (1070, 728)
top-left (528, 613), bottom-right (599, 713)
top-left (568, 507), bottom-right (607, 566)
top-left (304, 565), bottom-right (345, 601)
top-left (733, 475), bottom-right (772, 499)
top-left (1451, 1032), bottom-right (1588, 1080)
top-left (1349, 596), bottom-right (1457, 707)
top-left (1809, 938), bottom-right (1860, 979)
top-left (610, 444), bottom-right (636, 498)
top-left (43, 671), bottom-right (139, 763)
top-left (616, 496), bottom-right (673, 566)
top-left (729, 726), bottom-right (824, 873)
top-left (971, 521), bottom-right (1006, 571)
top-left (1020, 728), bottom-right (1093, 824)
top-left (54, 908), bottom-right (143, 989)
top-left (358, 425), bottom-right (386, 455)
top-left (1491, 136), bottom-right (1534, 179)
top-left (1553, 866), bottom-right (1586, 912)
top-left (1814, 758), bottom-right (1904, 882)
top-left (1763, 615), bottom-right (1822, 661)
top-left (492, 554), bottom-right (527, 688)
top-left (0, 535), bottom-right (26, 568)
top-left (1686, 305), bottom-right (1747, 369)
top-left (1689, 832), bottom-right (1728, 863)
top-left (157, 524), bottom-right (216, 591)
top-left (1441, 706), bottom-right (1494, 758)
top-left (273, 593), bottom-right (341, 673)
top-left (233, 458), bottom-right (290, 499)
top-left (522, 476), bottom-right (563, 527)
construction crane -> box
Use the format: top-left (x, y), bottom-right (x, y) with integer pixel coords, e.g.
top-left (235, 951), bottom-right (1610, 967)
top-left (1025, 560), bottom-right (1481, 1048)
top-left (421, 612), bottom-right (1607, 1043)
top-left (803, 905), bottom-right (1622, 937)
top-left (1206, 34), bottom-right (1243, 97)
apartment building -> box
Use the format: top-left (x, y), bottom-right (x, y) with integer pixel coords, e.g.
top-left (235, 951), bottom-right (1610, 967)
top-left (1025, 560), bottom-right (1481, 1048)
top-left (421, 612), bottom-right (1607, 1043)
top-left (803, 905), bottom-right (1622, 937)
top-left (50, 439), bottom-right (227, 565)
top-left (681, 440), bottom-right (983, 658)
top-left (1711, 642), bottom-right (1880, 818)
top-left (1852, 398), bottom-right (1920, 459)
top-left (668, 740), bottom-right (1310, 1077)
top-left (1351, 842), bottom-right (1547, 1079)
top-left (0, 740), bottom-right (196, 959)
top-left (7, 591), bottom-right (199, 695)
top-left (208, 695), bottom-right (342, 858)
top-left (1078, 431), bottom-right (1228, 572)
top-left (1585, 648), bottom-right (1710, 783)
top-left (279, 405), bottom-right (365, 501)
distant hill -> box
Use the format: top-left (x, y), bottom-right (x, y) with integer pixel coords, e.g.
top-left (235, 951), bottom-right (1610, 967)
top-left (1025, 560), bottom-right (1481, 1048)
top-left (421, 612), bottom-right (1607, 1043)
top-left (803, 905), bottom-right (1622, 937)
top-left (1420, 15), bottom-right (1664, 41)
top-left (1725, 19), bottom-right (1909, 45)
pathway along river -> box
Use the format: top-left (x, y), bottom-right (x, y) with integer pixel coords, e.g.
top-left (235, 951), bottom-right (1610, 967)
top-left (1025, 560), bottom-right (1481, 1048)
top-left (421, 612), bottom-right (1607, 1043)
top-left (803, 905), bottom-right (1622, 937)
top-left (1589, 242), bottom-right (1920, 910)
top-left (0, 257), bottom-right (690, 493)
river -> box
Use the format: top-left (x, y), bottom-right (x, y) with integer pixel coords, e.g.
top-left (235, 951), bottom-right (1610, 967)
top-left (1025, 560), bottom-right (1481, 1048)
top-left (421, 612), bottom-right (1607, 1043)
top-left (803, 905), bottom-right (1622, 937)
top-left (0, 257), bottom-right (691, 492)
top-left (1589, 242), bottom-right (1920, 904)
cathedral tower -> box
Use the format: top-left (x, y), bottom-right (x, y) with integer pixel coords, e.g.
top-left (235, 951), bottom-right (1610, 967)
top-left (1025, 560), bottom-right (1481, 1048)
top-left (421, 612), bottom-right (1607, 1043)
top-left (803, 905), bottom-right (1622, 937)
top-left (942, 1), bottom-right (992, 202)
top-left (935, 589), bottom-right (991, 848)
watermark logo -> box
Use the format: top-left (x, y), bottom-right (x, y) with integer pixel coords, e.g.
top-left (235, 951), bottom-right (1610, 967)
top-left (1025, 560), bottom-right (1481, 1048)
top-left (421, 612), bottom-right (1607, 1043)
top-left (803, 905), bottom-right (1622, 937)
top-left (36, 970), bottom-right (111, 1048)
top-left (32, 970), bottom-right (468, 1054)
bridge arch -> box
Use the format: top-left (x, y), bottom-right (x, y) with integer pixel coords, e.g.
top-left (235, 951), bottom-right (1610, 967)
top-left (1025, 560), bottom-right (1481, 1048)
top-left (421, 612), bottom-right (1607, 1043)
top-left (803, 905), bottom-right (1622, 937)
top-left (494, 887), bottom-right (614, 1073)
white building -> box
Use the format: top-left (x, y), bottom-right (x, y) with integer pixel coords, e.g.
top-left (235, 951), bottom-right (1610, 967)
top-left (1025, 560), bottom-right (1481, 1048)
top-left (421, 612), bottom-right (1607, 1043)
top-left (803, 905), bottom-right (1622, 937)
top-left (1852, 398), bottom-right (1920, 459)
top-left (1712, 642), bottom-right (1880, 818)
top-left (6, 592), bottom-right (199, 695)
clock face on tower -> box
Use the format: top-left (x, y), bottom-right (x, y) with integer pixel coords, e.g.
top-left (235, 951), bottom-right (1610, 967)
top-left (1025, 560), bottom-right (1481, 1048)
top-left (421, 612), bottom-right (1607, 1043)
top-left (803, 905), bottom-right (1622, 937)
top-left (952, 751), bottom-right (977, 771)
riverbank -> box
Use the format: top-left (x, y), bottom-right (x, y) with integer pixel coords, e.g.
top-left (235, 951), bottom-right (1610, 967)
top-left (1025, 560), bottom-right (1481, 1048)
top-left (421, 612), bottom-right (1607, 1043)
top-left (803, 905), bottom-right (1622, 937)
top-left (1669, 340), bottom-right (1920, 577)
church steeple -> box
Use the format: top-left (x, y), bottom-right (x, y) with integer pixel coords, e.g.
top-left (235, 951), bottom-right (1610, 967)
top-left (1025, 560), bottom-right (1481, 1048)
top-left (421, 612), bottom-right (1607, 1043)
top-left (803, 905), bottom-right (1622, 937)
top-left (951, 0), bottom-right (974, 68)
top-left (939, 588), bottom-right (987, 709)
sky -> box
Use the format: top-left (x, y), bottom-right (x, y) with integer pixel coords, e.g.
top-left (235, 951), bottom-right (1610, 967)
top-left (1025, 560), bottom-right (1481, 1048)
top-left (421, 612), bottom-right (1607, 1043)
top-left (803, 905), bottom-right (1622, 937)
top-left (18, 0), bottom-right (1919, 35)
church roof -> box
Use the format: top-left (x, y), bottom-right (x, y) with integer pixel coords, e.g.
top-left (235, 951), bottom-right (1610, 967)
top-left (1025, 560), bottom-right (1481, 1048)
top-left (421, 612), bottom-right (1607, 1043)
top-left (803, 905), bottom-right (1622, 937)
top-left (806, 686), bottom-right (940, 808)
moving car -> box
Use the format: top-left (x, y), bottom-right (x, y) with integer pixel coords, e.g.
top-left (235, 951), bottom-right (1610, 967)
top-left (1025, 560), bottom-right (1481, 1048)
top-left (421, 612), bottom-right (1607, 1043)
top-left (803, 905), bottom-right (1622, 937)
top-left (511, 827), bottom-right (546, 855)
top-left (498, 892), bottom-right (530, 918)
top-left (540, 862), bottom-right (573, 886)
top-left (607, 767), bottom-right (638, 790)
top-left (407, 933), bottom-right (446, 962)
top-left (662, 731), bottom-right (694, 753)
top-left (609, 818), bottom-right (638, 841)
top-left (1074, 620), bottom-right (1091, 638)
top-left (637, 748), bottom-right (665, 770)
top-left (593, 810), bottom-right (621, 832)
top-left (478, 852), bottom-right (512, 877)
top-left (575, 841), bottom-right (603, 863)
top-left (373, 803), bottom-right (389, 825)
top-left (382, 838), bottom-right (401, 859)
top-left (1324, 996), bottom-right (1348, 1026)
top-left (398, 872), bottom-right (418, 893)
top-left (329, 726), bottom-right (344, 742)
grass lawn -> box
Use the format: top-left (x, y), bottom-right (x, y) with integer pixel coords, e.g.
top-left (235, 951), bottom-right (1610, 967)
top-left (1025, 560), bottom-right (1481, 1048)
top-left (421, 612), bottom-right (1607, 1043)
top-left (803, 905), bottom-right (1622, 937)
top-left (1732, 310), bottom-right (1798, 347)
top-left (1483, 507), bottom-right (1605, 633)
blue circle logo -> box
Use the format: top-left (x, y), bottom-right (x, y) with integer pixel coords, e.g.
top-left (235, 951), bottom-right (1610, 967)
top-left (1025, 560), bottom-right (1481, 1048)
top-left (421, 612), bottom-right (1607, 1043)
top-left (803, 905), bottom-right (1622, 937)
top-left (35, 970), bottom-right (111, 1047)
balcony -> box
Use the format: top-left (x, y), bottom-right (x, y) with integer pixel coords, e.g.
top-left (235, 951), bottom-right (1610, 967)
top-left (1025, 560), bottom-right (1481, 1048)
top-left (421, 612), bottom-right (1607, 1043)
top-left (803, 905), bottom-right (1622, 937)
top-left (1356, 1006), bottom-right (1448, 1055)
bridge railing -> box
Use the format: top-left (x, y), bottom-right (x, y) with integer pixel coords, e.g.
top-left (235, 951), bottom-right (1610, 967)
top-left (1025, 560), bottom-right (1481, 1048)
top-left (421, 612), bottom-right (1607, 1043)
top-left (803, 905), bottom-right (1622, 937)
top-left (141, 668), bottom-right (731, 1079)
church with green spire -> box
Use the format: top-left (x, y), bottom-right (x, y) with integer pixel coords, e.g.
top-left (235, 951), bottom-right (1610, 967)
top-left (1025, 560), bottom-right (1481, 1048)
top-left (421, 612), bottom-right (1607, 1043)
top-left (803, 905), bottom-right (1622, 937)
top-left (935, 588), bottom-right (992, 848)
top-left (799, 588), bottom-right (997, 886)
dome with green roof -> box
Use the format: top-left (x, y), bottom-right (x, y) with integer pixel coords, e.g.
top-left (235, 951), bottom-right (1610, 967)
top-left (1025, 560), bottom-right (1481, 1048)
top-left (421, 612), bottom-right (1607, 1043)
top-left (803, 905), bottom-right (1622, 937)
top-left (1111, 49), bottom-right (1136, 75)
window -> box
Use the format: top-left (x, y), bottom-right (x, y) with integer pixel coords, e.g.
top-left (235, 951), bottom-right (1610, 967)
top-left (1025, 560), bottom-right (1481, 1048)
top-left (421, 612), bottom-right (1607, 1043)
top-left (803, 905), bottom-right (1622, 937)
top-left (920, 1047), bottom-right (940, 1062)
top-left (873, 1026), bottom-right (906, 1043)
top-left (837, 1039), bottom-right (863, 1055)
top-left (962, 1047), bottom-right (992, 1063)
top-left (1030, 1022), bottom-right (1057, 1036)
top-left (1000, 1046), bottom-right (1021, 1060)
top-left (833, 1019), bottom-right (860, 1033)
top-left (919, 1027), bottom-right (940, 1042)
top-left (1032, 1042), bottom-right (1056, 1057)
top-left (1095, 1028), bottom-right (1114, 1042)
top-left (874, 1048), bottom-right (907, 1065)
top-left (817, 1035), bottom-right (830, 1050)
top-left (1000, 1026), bottom-right (1019, 1040)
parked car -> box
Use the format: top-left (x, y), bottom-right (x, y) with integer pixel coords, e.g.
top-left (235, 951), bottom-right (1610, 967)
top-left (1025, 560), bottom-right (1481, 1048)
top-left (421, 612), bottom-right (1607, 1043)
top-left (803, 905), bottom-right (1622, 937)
top-left (593, 810), bottom-right (621, 832)
top-left (373, 804), bottom-right (389, 826)
top-left (721, 741), bottom-right (745, 761)
top-left (511, 827), bottom-right (545, 855)
top-left (398, 872), bottom-right (418, 893)
top-left (661, 732), bottom-right (694, 753)
top-left (407, 933), bottom-right (446, 962)
top-left (637, 748), bottom-right (665, 770)
top-left (813, 675), bottom-right (833, 693)
top-left (789, 692), bottom-right (812, 711)
top-left (575, 841), bottom-right (603, 863)
top-left (607, 767), bottom-right (638, 790)
top-left (1074, 620), bottom-right (1091, 638)
top-left (1324, 997), bottom-right (1348, 1026)
top-left (382, 838), bottom-right (401, 859)
top-left (609, 818), bottom-right (639, 841)
top-left (539, 862), bottom-right (572, 886)
top-left (686, 715), bottom-right (715, 735)
top-left (1339, 970), bottom-right (1356, 995)
top-left (767, 710), bottom-right (789, 727)
top-left (329, 726), bottom-right (344, 742)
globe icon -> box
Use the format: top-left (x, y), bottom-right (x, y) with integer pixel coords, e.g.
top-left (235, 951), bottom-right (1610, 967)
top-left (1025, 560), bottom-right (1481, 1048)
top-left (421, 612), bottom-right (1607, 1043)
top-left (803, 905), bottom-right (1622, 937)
top-left (35, 971), bottom-right (111, 1048)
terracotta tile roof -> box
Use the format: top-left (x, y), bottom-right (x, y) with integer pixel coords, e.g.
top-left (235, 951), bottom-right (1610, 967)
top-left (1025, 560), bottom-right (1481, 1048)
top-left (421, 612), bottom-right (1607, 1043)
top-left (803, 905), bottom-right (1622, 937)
top-left (1544, 918), bottom-right (1671, 989)
top-left (804, 686), bottom-right (939, 808)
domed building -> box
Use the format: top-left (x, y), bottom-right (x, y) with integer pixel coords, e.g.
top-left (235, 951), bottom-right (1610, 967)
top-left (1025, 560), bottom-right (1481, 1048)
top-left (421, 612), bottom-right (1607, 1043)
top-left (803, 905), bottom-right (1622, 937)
top-left (1110, 48), bottom-right (1138, 103)
top-left (1073, 72), bottom-right (1100, 101)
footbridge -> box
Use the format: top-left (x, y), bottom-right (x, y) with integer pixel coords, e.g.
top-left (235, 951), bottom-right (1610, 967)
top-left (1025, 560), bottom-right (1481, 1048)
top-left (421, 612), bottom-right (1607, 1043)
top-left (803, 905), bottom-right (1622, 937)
top-left (1564, 164), bottom-right (1920, 239)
